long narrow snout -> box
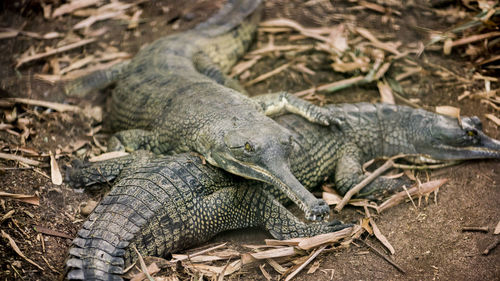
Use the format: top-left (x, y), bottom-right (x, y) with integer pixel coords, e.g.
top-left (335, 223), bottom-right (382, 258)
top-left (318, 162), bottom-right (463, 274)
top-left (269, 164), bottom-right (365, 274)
top-left (209, 154), bottom-right (329, 221)
top-left (434, 132), bottom-right (500, 160)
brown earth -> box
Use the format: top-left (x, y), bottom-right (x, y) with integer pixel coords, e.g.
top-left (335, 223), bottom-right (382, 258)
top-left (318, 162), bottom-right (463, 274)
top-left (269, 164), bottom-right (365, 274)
top-left (0, 0), bottom-right (499, 280)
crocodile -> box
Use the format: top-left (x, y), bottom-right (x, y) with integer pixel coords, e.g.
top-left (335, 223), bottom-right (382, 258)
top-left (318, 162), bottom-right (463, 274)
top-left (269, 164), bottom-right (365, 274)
top-left (64, 0), bottom-right (340, 221)
top-left (65, 103), bottom-right (500, 280)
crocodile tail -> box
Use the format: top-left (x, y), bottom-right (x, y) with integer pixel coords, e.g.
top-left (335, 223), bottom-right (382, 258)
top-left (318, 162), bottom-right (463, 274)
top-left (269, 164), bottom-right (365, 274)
top-left (65, 194), bottom-right (136, 281)
top-left (195, 0), bottom-right (263, 73)
top-left (63, 60), bottom-right (130, 98)
top-left (64, 156), bottom-right (209, 281)
top-left (194, 0), bottom-right (263, 37)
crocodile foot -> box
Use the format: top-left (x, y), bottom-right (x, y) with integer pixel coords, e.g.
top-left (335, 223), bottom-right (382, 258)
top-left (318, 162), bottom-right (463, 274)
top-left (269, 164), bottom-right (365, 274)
top-left (305, 199), bottom-right (330, 221)
top-left (324, 220), bottom-right (354, 233)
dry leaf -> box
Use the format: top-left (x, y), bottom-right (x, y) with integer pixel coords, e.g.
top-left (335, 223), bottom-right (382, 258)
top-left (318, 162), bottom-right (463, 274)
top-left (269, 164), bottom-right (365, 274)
top-left (331, 56), bottom-right (370, 73)
top-left (307, 260), bottom-right (321, 274)
top-left (259, 264), bottom-right (272, 281)
top-left (88, 151), bottom-right (129, 162)
top-left (0, 192), bottom-right (40, 206)
top-left (171, 243), bottom-right (227, 262)
top-left (128, 9), bottom-right (143, 29)
top-left (266, 258), bottom-right (288, 274)
top-left (435, 105), bottom-right (461, 119)
top-left (130, 262), bottom-right (160, 281)
top-left (171, 254), bottom-right (228, 263)
top-left (34, 225), bottom-right (73, 239)
top-left (485, 114), bottom-right (500, 126)
top-left (284, 245), bottom-right (327, 281)
top-left (74, 10), bottom-right (125, 29)
top-left (52, 0), bottom-right (101, 18)
top-left (361, 217), bottom-right (373, 235)
top-left (0, 210), bottom-right (15, 223)
top-left (443, 38), bottom-right (453, 55)
top-left (377, 80), bottom-right (395, 104)
top-left (265, 238), bottom-right (302, 246)
top-left (0, 30), bottom-right (19, 39)
top-left (355, 27), bottom-right (402, 56)
top-left (0, 152), bottom-right (41, 166)
top-left (322, 191), bottom-right (342, 205)
top-left (60, 56), bottom-right (95, 75)
top-left (50, 152), bottom-right (63, 185)
top-left (249, 247), bottom-right (296, 260)
top-left (1, 230), bottom-right (44, 270)
top-left (370, 217), bottom-right (394, 254)
top-left (244, 62), bottom-right (291, 86)
top-left (16, 38), bottom-right (96, 68)
top-left (298, 227), bottom-right (353, 250)
top-left (378, 179), bottom-right (448, 213)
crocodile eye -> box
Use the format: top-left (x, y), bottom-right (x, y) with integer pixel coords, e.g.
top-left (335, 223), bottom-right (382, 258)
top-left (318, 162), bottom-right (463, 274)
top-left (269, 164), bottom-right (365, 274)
top-left (244, 142), bottom-right (253, 152)
top-left (466, 130), bottom-right (477, 137)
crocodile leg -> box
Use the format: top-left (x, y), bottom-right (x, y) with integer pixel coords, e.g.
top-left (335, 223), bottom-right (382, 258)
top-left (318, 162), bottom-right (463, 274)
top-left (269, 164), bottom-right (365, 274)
top-left (107, 129), bottom-right (164, 154)
top-left (65, 151), bottom-right (155, 188)
top-left (252, 92), bottom-right (343, 127)
top-left (193, 52), bottom-right (248, 94)
top-left (334, 145), bottom-right (408, 200)
top-left (64, 60), bottom-right (130, 97)
top-left (197, 184), bottom-right (351, 241)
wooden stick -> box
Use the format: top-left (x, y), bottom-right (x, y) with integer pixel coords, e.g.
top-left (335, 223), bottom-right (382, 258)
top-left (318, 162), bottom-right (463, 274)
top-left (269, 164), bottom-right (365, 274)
top-left (483, 237), bottom-right (500, 255)
top-left (2, 230), bottom-right (44, 270)
top-left (6, 97), bottom-right (81, 112)
top-left (357, 239), bottom-right (406, 274)
top-left (132, 245), bottom-right (155, 281)
top-left (0, 152), bottom-right (41, 166)
top-left (335, 158), bottom-right (394, 212)
top-left (16, 38), bottom-right (96, 67)
top-left (171, 243), bottom-right (227, 262)
top-left (462, 226), bottom-right (489, 233)
top-left (284, 245), bottom-right (327, 281)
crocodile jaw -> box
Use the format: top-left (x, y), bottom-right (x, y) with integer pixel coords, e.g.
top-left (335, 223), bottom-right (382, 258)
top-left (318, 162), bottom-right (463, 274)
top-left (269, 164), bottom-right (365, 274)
top-left (422, 132), bottom-right (500, 161)
top-left (208, 153), bottom-right (328, 221)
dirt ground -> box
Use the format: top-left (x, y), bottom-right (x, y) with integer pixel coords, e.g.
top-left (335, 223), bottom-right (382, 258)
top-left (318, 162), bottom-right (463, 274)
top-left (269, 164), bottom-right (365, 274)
top-left (0, 0), bottom-right (499, 280)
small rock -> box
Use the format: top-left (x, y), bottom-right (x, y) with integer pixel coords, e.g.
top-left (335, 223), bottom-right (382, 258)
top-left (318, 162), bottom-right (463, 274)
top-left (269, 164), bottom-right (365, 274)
top-left (81, 200), bottom-right (98, 216)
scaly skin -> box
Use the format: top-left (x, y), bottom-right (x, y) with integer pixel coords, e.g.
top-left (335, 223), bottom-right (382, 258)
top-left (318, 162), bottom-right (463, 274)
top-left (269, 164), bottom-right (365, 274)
top-left (65, 153), bottom-right (350, 281)
top-left (64, 0), bottom-right (338, 221)
top-left (65, 103), bottom-right (500, 280)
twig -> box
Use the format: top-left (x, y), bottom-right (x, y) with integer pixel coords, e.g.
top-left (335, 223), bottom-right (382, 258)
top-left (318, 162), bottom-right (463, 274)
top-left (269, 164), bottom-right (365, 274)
top-left (364, 206), bottom-right (395, 255)
top-left (0, 152), bottom-right (41, 166)
top-left (171, 243), bottom-right (227, 262)
top-left (244, 62), bottom-right (292, 86)
top-left (451, 32), bottom-right (500, 47)
top-left (402, 185), bottom-right (417, 210)
top-left (16, 38), bottom-right (96, 68)
top-left (462, 226), bottom-right (489, 233)
top-left (284, 245), bottom-right (327, 281)
top-left (335, 157), bottom-right (396, 212)
top-left (357, 239), bottom-right (406, 274)
top-left (0, 191), bottom-right (40, 206)
top-left (34, 225), bottom-right (73, 239)
top-left (483, 237), bottom-right (500, 255)
top-left (5, 97), bottom-right (81, 112)
top-left (294, 76), bottom-right (365, 97)
top-left (1, 230), bottom-right (44, 270)
top-left (132, 245), bottom-right (155, 281)
top-left (392, 161), bottom-right (460, 170)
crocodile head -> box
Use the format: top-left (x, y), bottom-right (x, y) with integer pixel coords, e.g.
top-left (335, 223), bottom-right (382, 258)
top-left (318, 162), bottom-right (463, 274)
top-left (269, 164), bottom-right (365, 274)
top-left (206, 125), bottom-right (327, 220)
top-left (412, 113), bottom-right (500, 161)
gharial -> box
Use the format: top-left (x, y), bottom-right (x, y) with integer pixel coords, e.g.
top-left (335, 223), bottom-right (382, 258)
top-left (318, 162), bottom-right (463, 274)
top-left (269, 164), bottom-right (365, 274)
top-left (64, 0), bottom-right (343, 221)
top-left (65, 103), bottom-right (500, 281)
